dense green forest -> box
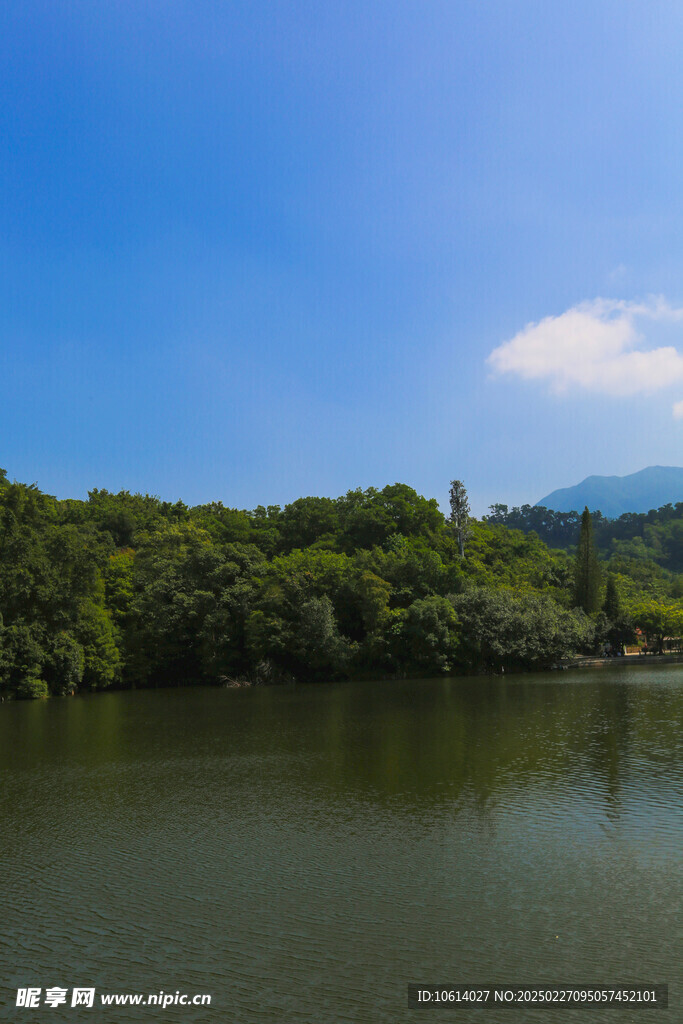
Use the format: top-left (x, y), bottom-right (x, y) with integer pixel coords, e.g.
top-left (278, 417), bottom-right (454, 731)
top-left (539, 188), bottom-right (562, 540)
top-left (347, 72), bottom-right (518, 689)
top-left (485, 500), bottom-right (683, 572)
top-left (1, 469), bottom-right (681, 699)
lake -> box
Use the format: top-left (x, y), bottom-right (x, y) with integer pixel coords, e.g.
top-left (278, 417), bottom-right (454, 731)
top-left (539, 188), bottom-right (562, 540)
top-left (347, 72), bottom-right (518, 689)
top-left (1, 662), bottom-right (681, 1022)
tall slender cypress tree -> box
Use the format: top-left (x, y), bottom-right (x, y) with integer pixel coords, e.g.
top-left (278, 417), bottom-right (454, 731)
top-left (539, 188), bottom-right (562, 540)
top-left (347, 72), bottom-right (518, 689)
top-left (574, 506), bottom-right (601, 613)
top-left (602, 575), bottom-right (621, 620)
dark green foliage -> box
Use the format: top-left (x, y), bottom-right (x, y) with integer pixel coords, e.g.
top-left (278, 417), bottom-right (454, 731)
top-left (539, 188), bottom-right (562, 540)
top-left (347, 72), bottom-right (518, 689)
top-left (0, 622), bottom-right (46, 697)
top-left (451, 588), bottom-right (594, 672)
top-left (601, 613), bottom-right (635, 650)
top-left (449, 479), bottom-right (470, 557)
top-left (278, 497), bottom-right (340, 552)
top-left (602, 576), bottom-right (621, 620)
top-left (0, 472), bottom-right (678, 697)
top-left (199, 543), bottom-right (268, 680)
top-left (597, 575), bottom-right (635, 651)
top-left (574, 508), bottom-right (602, 614)
top-left (43, 632), bottom-right (85, 695)
top-left (486, 500), bottom-right (683, 574)
top-left (399, 596), bottom-right (459, 673)
top-left (485, 504), bottom-right (584, 548)
top-left (335, 484), bottom-right (443, 553)
top-left (293, 596), bottom-right (351, 678)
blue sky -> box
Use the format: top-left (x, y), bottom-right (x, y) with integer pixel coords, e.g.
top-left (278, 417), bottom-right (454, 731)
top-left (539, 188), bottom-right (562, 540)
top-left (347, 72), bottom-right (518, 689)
top-left (2, 1), bottom-right (683, 516)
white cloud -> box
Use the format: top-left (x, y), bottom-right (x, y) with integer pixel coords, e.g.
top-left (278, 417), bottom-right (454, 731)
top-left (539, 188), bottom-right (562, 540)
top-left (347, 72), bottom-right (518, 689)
top-left (488, 298), bottom-right (683, 407)
top-left (673, 400), bottom-right (683, 420)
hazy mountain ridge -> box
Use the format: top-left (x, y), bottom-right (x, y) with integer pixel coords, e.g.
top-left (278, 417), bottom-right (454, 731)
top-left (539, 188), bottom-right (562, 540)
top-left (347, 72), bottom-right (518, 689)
top-left (537, 466), bottom-right (683, 518)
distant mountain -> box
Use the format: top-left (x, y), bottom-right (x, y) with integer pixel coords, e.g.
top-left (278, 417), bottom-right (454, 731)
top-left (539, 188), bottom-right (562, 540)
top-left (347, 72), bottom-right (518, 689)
top-left (536, 466), bottom-right (683, 518)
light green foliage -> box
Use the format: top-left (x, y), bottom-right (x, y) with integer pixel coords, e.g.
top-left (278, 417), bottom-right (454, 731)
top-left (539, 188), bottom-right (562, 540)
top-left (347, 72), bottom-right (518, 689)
top-left (15, 676), bottom-right (49, 699)
top-left (631, 598), bottom-right (683, 652)
top-left (269, 547), bottom-right (353, 599)
top-left (609, 557), bottom-right (676, 603)
top-left (78, 488), bottom-right (184, 546)
top-left (464, 520), bottom-right (572, 598)
top-left (189, 503), bottom-right (254, 546)
top-left (104, 549), bottom-right (135, 627)
top-left (75, 599), bottom-right (121, 690)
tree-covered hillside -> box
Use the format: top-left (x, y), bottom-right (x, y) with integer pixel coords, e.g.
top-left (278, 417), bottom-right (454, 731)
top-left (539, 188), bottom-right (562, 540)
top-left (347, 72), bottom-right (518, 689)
top-left (1, 470), bottom-right (681, 698)
top-left (486, 500), bottom-right (683, 574)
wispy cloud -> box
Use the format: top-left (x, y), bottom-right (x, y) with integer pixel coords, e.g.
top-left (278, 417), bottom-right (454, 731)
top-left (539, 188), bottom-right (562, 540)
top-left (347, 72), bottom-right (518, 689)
top-left (673, 400), bottom-right (683, 420)
top-left (488, 298), bottom-right (683, 415)
top-left (607, 264), bottom-right (628, 285)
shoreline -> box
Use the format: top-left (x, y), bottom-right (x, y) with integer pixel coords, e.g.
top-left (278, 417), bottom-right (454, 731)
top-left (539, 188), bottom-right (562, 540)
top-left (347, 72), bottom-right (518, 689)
top-left (3, 653), bottom-right (683, 703)
top-left (558, 652), bottom-right (683, 670)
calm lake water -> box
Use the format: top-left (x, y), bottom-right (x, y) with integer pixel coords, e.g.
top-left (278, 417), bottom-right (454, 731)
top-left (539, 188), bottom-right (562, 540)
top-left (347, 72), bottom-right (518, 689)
top-left (1, 663), bottom-right (682, 1023)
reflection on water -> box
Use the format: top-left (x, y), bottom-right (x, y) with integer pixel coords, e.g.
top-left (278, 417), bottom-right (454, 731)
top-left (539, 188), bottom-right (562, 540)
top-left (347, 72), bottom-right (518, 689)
top-left (1, 663), bottom-right (681, 1022)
